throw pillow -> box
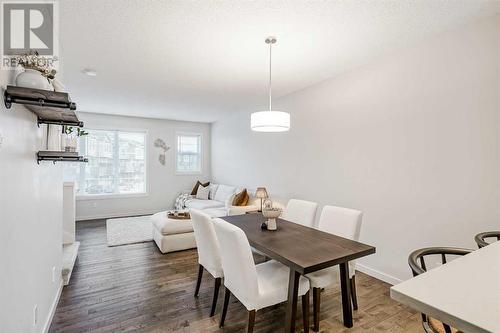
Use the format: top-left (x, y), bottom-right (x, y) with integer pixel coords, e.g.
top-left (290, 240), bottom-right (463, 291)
top-left (225, 193), bottom-right (236, 208)
top-left (214, 184), bottom-right (237, 203)
top-left (208, 184), bottom-right (219, 199)
top-left (232, 189), bottom-right (249, 206)
top-left (191, 180), bottom-right (210, 195)
top-left (174, 193), bottom-right (193, 210)
top-left (196, 185), bottom-right (210, 200)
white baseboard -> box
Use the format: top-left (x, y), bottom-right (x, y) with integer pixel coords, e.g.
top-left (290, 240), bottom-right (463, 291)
top-left (43, 280), bottom-right (63, 333)
top-left (76, 209), bottom-right (161, 221)
top-left (356, 263), bottom-right (402, 285)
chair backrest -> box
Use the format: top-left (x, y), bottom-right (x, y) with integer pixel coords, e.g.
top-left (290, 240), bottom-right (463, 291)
top-left (190, 209), bottom-right (223, 277)
top-left (318, 206), bottom-right (362, 241)
top-left (408, 247), bottom-right (472, 333)
top-left (408, 247), bottom-right (472, 276)
top-left (212, 218), bottom-right (259, 303)
top-left (282, 199), bottom-right (318, 227)
top-left (474, 231), bottom-right (500, 248)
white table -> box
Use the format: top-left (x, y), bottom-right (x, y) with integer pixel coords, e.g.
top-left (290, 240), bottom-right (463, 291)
top-left (390, 241), bottom-right (500, 333)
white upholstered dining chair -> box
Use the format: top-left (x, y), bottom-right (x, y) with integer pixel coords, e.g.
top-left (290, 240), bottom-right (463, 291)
top-left (190, 209), bottom-right (224, 317)
top-left (282, 199), bottom-right (318, 227)
top-left (211, 218), bottom-right (311, 333)
top-left (305, 205), bottom-right (363, 332)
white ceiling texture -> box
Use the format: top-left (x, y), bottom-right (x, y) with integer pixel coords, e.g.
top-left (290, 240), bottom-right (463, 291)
top-left (59, 0), bottom-right (500, 122)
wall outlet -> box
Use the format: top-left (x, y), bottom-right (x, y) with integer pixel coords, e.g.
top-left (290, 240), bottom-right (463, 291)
top-left (92, 202), bottom-right (97, 208)
top-left (33, 305), bottom-right (38, 326)
top-left (52, 266), bottom-right (56, 283)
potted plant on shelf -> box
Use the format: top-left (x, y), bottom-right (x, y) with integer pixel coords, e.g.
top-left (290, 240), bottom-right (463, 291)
top-left (63, 127), bottom-right (88, 152)
top-left (15, 51), bottom-right (58, 91)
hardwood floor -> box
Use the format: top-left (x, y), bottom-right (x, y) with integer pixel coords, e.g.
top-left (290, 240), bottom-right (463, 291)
top-left (49, 219), bottom-right (422, 333)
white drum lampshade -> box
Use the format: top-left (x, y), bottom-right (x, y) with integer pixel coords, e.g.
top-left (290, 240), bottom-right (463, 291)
top-left (251, 37), bottom-right (290, 133)
top-left (251, 111), bottom-right (290, 132)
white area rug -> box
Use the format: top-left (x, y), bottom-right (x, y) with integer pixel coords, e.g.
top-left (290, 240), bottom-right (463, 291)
top-left (106, 215), bottom-right (153, 246)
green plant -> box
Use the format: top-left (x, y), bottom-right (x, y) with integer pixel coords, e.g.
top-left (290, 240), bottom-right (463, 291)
top-left (77, 128), bottom-right (89, 137)
top-left (65, 126), bottom-right (88, 136)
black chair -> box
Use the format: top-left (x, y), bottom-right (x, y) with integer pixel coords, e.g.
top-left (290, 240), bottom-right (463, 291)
top-left (474, 231), bottom-right (500, 248)
top-left (408, 247), bottom-right (472, 333)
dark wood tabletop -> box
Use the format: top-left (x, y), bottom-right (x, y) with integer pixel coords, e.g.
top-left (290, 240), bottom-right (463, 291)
top-left (222, 213), bottom-right (376, 274)
top-left (221, 213), bottom-right (376, 332)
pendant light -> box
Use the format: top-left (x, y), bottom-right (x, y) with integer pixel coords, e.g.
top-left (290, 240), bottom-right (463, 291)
top-left (251, 37), bottom-right (290, 132)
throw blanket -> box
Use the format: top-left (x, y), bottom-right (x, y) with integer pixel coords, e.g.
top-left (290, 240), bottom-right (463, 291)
top-left (175, 193), bottom-right (193, 210)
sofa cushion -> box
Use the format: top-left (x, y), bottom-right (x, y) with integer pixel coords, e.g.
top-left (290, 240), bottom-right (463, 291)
top-left (214, 184), bottom-right (237, 203)
top-left (203, 208), bottom-right (229, 218)
top-left (185, 198), bottom-right (224, 210)
top-left (151, 212), bottom-right (194, 235)
top-left (191, 181), bottom-right (209, 195)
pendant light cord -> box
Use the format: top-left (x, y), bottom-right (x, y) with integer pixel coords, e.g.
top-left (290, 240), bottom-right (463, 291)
top-left (269, 40), bottom-right (272, 111)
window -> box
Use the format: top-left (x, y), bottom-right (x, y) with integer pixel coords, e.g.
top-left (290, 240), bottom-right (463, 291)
top-left (176, 133), bottom-right (202, 174)
top-left (65, 129), bottom-right (147, 197)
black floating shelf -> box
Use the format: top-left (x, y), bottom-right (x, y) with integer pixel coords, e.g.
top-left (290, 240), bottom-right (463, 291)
top-left (4, 86), bottom-right (83, 127)
top-left (37, 151), bottom-right (88, 164)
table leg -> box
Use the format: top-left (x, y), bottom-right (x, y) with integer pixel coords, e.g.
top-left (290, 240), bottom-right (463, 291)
top-left (284, 269), bottom-right (300, 333)
top-left (339, 262), bottom-right (353, 328)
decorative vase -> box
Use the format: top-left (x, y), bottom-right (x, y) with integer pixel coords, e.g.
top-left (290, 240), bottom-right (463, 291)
top-left (15, 69), bottom-right (52, 90)
top-left (262, 208), bottom-right (282, 231)
top-left (47, 125), bottom-right (62, 151)
top-left (63, 135), bottom-right (77, 152)
top-left (267, 218), bottom-right (277, 231)
top-left (51, 78), bottom-right (66, 92)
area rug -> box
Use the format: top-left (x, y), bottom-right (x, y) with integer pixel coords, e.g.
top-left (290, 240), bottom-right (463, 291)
top-left (106, 215), bottom-right (153, 246)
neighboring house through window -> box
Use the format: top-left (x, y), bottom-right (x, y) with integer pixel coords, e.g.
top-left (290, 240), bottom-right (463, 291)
top-left (176, 133), bottom-right (202, 174)
top-left (64, 129), bottom-right (147, 197)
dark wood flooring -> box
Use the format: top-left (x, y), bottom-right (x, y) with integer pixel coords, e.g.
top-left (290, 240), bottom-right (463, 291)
top-left (49, 219), bottom-right (422, 333)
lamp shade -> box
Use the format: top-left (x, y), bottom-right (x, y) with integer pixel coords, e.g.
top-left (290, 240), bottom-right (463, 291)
top-left (255, 187), bottom-right (268, 198)
top-left (251, 111), bottom-right (290, 132)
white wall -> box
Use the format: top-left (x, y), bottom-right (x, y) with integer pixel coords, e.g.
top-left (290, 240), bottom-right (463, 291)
top-left (0, 73), bottom-right (63, 331)
top-left (211, 15), bottom-right (500, 283)
top-left (73, 112), bottom-right (211, 220)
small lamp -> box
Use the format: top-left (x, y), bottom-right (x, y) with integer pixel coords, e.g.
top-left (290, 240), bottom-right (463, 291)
top-left (255, 187), bottom-right (268, 212)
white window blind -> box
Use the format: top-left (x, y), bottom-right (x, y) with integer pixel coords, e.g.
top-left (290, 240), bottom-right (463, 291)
top-left (176, 133), bottom-right (202, 173)
top-left (64, 129), bottom-right (146, 196)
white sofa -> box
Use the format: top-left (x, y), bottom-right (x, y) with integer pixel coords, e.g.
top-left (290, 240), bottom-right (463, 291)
top-left (185, 183), bottom-right (259, 218)
top-left (152, 183), bottom-right (258, 253)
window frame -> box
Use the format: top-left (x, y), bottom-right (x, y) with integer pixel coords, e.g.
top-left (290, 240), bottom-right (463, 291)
top-left (175, 131), bottom-right (203, 175)
top-left (75, 127), bottom-right (149, 200)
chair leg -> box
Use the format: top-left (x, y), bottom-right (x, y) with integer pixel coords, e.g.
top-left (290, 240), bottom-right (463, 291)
top-left (210, 277), bottom-right (221, 317)
top-left (350, 276), bottom-right (358, 310)
top-left (194, 264), bottom-right (203, 298)
top-left (312, 287), bottom-right (321, 332)
top-left (219, 287), bottom-right (231, 328)
top-left (247, 310), bottom-right (256, 333)
top-left (302, 291), bottom-right (310, 333)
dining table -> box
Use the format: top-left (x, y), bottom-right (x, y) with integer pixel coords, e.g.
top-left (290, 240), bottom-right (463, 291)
top-left (221, 213), bottom-right (376, 333)
top-left (390, 240), bottom-right (500, 333)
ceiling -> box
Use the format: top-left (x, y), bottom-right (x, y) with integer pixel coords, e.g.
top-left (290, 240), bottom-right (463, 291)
top-left (59, 0), bottom-right (500, 123)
